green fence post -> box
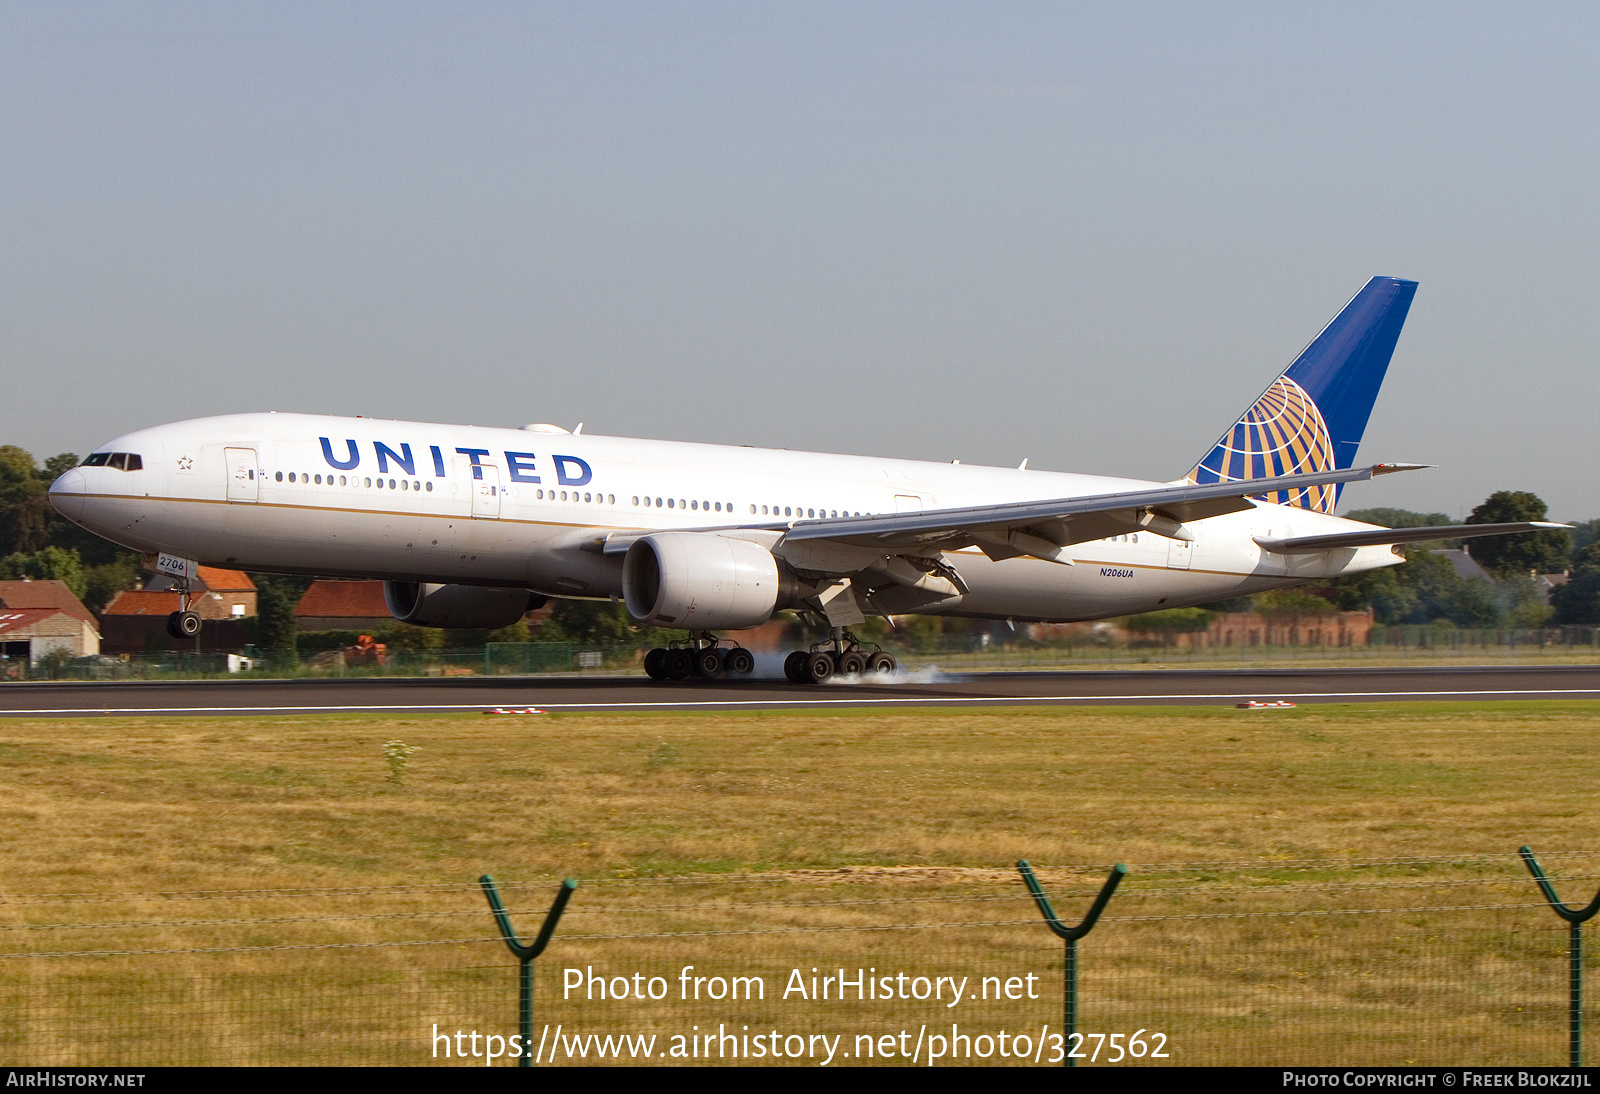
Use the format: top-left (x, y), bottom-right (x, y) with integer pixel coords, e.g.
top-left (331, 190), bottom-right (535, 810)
top-left (1518, 846), bottom-right (1600, 1067)
top-left (481, 875), bottom-right (577, 1067)
top-left (1016, 860), bottom-right (1127, 1066)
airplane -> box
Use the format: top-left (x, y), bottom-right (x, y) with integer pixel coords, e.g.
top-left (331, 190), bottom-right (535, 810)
top-left (48, 276), bottom-right (1567, 683)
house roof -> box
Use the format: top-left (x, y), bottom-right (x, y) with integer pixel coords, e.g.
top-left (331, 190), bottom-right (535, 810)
top-left (0, 608), bottom-right (71, 635)
top-left (295, 580), bottom-right (391, 619)
top-left (0, 580), bottom-right (98, 627)
top-left (196, 567), bottom-right (255, 591)
top-left (1434, 548), bottom-right (1492, 583)
top-left (102, 590), bottom-right (184, 617)
top-left (144, 567), bottom-right (256, 593)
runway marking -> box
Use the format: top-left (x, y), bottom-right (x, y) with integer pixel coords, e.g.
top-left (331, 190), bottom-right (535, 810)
top-left (6, 687), bottom-right (1600, 716)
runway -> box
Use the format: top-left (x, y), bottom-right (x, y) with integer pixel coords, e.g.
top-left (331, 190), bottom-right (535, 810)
top-left (3, 664), bottom-right (1599, 716)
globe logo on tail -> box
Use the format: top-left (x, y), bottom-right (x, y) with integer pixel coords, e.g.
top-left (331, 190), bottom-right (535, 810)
top-left (1188, 376), bottom-right (1338, 514)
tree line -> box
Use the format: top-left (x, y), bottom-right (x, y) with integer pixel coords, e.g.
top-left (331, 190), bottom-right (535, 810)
top-left (1329, 494), bottom-right (1600, 628)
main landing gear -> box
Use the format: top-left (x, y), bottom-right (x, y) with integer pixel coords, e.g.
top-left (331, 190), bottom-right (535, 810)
top-left (783, 629), bottom-right (895, 685)
top-left (640, 628), bottom-right (898, 685)
top-left (643, 634), bottom-right (756, 681)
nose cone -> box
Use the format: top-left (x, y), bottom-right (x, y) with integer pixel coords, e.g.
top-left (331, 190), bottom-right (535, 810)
top-left (50, 468), bottom-right (88, 522)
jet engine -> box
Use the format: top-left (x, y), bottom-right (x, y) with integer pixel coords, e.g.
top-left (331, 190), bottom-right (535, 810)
top-left (622, 532), bottom-right (789, 630)
top-left (382, 582), bottom-right (538, 629)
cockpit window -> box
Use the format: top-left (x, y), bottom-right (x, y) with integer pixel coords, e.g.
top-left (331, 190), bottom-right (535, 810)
top-left (82, 452), bottom-right (141, 470)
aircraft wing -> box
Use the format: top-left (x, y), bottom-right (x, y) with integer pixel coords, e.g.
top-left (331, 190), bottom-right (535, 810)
top-left (1254, 521), bottom-right (1572, 554)
top-left (773, 462), bottom-right (1426, 563)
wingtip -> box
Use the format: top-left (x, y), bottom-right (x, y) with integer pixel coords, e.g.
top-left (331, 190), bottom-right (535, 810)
top-left (1371, 462), bottom-right (1433, 475)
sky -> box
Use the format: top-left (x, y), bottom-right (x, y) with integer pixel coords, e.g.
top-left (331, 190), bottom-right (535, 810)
top-left (3, 3), bottom-right (1597, 520)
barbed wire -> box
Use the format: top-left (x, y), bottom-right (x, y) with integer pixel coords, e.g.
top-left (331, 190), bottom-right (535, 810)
top-left (0, 936), bottom-right (503, 959)
top-left (568, 874), bottom-right (1595, 909)
top-left (0, 882), bottom-right (483, 906)
top-left (1066, 874), bottom-right (1598, 898)
top-left (2, 854), bottom-right (1593, 908)
top-left (5, 872), bottom-right (1589, 932)
top-left (1111, 900), bottom-right (1564, 923)
top-left (1021, 852), bottom-right (1600, 873)
top-left (0, 899), bottom-right (1569, 958)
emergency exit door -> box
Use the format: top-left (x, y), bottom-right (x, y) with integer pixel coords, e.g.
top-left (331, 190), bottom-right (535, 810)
top-left (1166, 537), bottom-right (1193, 570)
top-left (224, 448), bottom-right (258, 502)
top-left (472, 463), bottom-right (501, 519)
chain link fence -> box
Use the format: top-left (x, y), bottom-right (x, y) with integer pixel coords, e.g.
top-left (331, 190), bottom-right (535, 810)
top-left (3, 852), bottom-right (1595, 1066)
top-left (11, 624), bottom-right (1600, 682)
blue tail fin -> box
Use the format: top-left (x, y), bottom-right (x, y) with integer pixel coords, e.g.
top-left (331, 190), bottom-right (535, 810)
top-left (1186, 276), bottom-right (1418, 514)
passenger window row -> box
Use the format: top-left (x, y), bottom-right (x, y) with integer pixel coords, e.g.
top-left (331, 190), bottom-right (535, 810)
top-left (754, 505), bottom-right (863, 519)
top-left (261, 468), bottom-right (886, 523)
top-left (272, 471), bottom-right (434, 492)
top-left (625, 497), bottom-right (866, 519)
top-left (535, 489), bottom-right (616, 504)
top-left (81, 452), bottom-right (142, 471)
top-left (632, 497), bottom-right (735, 512)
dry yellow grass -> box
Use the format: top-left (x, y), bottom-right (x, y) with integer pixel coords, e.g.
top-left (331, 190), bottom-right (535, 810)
top-left (1, 702), bottom-right (1597, 886)
top-left (1, 702), bottom-right (1596, 1066)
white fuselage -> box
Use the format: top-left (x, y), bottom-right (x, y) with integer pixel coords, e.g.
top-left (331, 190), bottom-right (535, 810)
top-left (49, 412), bottom-right (1402, 623)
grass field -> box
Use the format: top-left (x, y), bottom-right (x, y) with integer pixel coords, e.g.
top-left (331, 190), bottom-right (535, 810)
top-left (2, 701), bottom-right (1596, 1065)
top-left (2, 701), bottom-right (1597, 885)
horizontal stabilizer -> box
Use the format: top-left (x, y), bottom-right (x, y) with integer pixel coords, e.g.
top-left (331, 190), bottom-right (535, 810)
top-left (1255, 521), bottom-right (1572, 554)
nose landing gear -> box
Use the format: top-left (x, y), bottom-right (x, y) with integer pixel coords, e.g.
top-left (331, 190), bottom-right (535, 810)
top-left (164, 579), bottom-right (202, 641)
top-left (165, 610), bottom-right (202, 640)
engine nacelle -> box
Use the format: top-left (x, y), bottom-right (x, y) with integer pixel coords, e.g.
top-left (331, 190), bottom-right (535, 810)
top-left (382, 582), bottom-right (537, 629)
top-left (622, 532), bottom-right (783, 630)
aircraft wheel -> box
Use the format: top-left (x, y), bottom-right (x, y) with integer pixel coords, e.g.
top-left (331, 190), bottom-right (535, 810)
top-left (866, 652), bottom-right (897, 676)
top-left (724, 647), bottom-right (755, 676)
top-left (663, 648), bottom-right (694, 680)
top-left (167, 611), bottom-right (201, 640)
top-left (694, 648), bottom-right (724, 678)
top-left (783, 651), bottom-right (808, 683)
top-left (805, 651), bottom-right (836, 684)
top-left (837, 651), bottom-right (866, 677)
top-left (643, 648), bottom-right (668, 680)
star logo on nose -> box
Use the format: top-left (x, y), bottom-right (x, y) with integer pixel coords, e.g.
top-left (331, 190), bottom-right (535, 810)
top-left (176, 456), bottom-right (194, 472)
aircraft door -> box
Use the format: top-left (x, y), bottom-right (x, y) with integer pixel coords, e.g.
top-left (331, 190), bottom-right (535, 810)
top-left (224, 448), bottom-right (258, 502)
top-left (1166, 537), bottom-right (1193, 570)
top-left (472, 463), bottom-right (501, 519)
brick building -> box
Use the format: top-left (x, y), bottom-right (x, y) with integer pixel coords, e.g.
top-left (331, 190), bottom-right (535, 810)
top-left (0, 579), bottom-right (99, 629)
top-left (0, 580), bottom-right (103, 671)
top-left (295, 580), bottom-right (393, 631)
top-left (142, 567), bottom-right (257, 619)
top-left (99, 568), bottom-right (259, 654)
top-left (0, 607), bottom-right (101, 667)
top-left (1131, 608), bottom-right (1376, 648)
